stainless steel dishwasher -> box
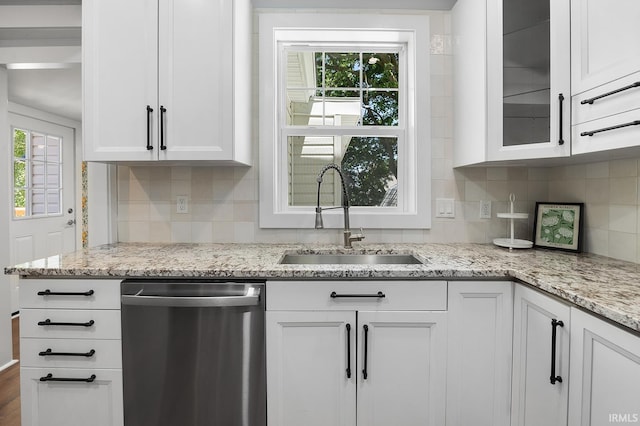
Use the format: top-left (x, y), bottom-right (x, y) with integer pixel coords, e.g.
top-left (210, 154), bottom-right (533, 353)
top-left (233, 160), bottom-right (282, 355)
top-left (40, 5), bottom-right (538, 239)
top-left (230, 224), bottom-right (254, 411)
top-left (121, 279), bottom-right (266, 426)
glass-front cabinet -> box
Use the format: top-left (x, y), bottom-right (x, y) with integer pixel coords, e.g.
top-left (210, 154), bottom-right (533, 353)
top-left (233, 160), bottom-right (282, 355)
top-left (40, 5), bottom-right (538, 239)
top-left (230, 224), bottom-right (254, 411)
top-left (453, 0), bottom-right (570, 166)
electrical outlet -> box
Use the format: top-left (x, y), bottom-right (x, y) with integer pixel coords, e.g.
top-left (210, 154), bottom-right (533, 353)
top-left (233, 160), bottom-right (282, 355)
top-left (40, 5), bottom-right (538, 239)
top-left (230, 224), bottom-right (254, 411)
top-left (480, 200), bottom-right (491, 219)
top-left (176, 196), bottom-right (189, 214)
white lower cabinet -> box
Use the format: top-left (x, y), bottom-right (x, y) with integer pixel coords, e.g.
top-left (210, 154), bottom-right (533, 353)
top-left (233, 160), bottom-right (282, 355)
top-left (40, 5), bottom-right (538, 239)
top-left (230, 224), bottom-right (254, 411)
top-left (446, 281), bottom-right (513, 426)
top-left (18, 278), bottom-right (123, 426)
top-left (266, 280), bottom-right (447, 426)
top-left (568, 308), bottom-right (640, 426)
top-left (511, 285), bottom-right (571, 426)
top-left (20, 367), bottom-right (123, 426)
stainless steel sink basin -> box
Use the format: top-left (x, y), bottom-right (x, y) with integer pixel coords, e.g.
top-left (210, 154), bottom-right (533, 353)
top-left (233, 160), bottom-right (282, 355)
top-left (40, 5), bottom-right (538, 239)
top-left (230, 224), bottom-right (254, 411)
top-left (279, 253), bottom-right (423, 265)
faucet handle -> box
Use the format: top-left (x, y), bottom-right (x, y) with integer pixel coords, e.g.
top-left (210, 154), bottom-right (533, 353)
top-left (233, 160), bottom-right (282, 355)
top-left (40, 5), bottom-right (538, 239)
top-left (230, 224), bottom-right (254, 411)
top-left (353, 227), bottom-right (365, 242)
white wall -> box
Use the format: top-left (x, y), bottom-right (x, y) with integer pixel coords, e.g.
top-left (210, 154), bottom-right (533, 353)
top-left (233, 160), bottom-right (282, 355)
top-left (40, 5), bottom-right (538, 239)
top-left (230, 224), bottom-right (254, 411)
top-left (0, 66), bottom-right (15, 368)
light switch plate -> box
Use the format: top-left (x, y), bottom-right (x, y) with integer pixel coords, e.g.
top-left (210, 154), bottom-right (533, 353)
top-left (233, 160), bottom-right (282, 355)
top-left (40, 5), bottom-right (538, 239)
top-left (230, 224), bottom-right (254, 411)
top-left (435, 198), bottom-right (455, 218)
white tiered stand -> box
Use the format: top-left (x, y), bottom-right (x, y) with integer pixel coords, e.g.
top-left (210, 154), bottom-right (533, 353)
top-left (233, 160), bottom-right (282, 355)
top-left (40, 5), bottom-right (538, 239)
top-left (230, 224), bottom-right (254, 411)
top-left (493, 194), bottom-right (533, 250)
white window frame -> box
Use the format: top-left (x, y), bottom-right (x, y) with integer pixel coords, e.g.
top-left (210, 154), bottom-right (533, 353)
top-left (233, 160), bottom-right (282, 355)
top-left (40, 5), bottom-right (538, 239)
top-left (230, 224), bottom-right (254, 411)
top-left (259, 12), bottom-right (431, 229)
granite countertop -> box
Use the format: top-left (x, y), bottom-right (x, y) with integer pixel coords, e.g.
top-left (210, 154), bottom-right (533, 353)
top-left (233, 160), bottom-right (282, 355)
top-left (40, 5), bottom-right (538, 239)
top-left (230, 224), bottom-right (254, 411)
top-left (5, 242), bottom-right (640, 333)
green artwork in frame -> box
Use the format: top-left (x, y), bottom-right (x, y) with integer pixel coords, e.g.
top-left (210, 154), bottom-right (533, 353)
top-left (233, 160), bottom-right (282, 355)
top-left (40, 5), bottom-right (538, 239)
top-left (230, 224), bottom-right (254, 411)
top-left (533, 202), bottom-right (584, 252)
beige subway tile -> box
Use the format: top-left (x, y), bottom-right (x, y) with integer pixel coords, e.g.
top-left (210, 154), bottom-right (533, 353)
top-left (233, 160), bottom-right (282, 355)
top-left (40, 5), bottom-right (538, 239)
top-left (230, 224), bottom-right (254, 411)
top-left (486, 180), bottom-right (509, 201)
top-left (585, 204), bottom-right (609, 230)
top-left (191, 222), bottom-right (214, 243)
top-left (148, 221), bottom-right (171, 243)
top-left (608, 231), bottom-right (637, 262)
top-left (610, 158), bottom-right (637, 177)
top-left (508, 168), bottom-right (528, 181)
top-left (212, 221), bottom-right (235, 242)
top-left (609, 177), bottom-right (637, 204)
top-left (170, 222), bottom-right (192, 243)
top-left (609, 205), bottom-right (638, 233)
top-left (584, 228), bottom-right (608, 257)
top-left (464, 180), bottom-right (486, 202)
top-left (171, 166), bottom-right (191, 180)
top-left (585, 161), bottom-right (609, 179)
top-left (585, 178), bottom-right (610, 204)
top-left (487, 167), bottom-right (508, 181)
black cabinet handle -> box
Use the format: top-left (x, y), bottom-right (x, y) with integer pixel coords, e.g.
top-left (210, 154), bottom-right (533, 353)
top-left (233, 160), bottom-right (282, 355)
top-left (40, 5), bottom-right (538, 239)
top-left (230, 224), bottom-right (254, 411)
top-left (39, 348), bottom-right (96, 358)
top-left (550, 319), bottom-right (564, 385)
top-left (40, 373), bottom-right (96, 383)
top-left (581, 81), bottom-right (640, 105)
top-left (346, 323), bottom-right (351, 379)
top-left (330, 291), bottom-right (385, 299)
top-left (362, 324), bottom-right (369, 380)
top-left (37, 319), bottom-right (95, 327)
top-left (146, 105), bottom-right (154, 150)
top-left (37, 289), bottom-right (94, 297)
top-left (160, 105), bottom-right (167, 150)
top-left (580, 120), bottom-right (640, 137)
top-left (558, 93), bottom-right (565, 145)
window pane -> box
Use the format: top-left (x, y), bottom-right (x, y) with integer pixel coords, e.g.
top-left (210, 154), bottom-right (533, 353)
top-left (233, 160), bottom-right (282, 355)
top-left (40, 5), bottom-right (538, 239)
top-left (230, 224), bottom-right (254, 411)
top-left (287, 135), bottom-right (398, 207)
top-left (31, 189), bottom-right (46, 215)
top-left (286, 89), bottom-right (319, 125)
top-left (323, 52), bottom-right (360, 88)
top-left (286, 51), bottom-right (316, 89)
top-left (363, 53), bottom-right (399, 88)
top-left (14, 190), bottom-right (26, 217)
top-left (31, 161), bottom-right (46, 188)
top-left (47, 190), bottom-right (61, 214)
top-left (362, 91), bottom-right (398, 126)
top-left (31, 133), bottom-right (46, 160)
top-left (14, 129), bottom-right (26, 158)
top-left (47, 164), bottom-right (61, 188)
top-left (14, 160), bottom-right (26, 188)
top-left (46, 136), bottom-right (61, 162)
top-left (342, 137), bottom-right (398, 207)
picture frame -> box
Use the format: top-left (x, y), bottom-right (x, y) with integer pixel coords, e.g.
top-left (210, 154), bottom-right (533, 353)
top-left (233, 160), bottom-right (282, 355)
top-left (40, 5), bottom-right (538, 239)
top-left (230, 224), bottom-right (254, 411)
top-left (533, 202), bottom-right (584, 253)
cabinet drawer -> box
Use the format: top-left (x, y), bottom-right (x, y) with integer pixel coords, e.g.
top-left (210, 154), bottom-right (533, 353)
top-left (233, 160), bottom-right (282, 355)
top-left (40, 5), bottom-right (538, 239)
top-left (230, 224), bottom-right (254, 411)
top-left (572, 108), bottom-right (640, 155)
top-left (20, 309), bottom-right (121, 340)
top-left (20, 367), bottom-right (123, 426)
top-left (21, 338), bottom-right (122, 369)
top-left (572, 72), bottom-right (640, 125)
top-left (20, 279), bottom-right (121, 310)
top-left (267, 280), bottom-right (447, 311)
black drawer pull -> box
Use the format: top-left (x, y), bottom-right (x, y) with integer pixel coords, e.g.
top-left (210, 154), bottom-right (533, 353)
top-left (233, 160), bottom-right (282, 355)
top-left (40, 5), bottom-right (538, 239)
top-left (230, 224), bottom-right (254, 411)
top-left (550, 319), bottom-right (564, 385)
top-left (39, 348), bottom-right (96, 358)
top-left (37, 319), bottom-right (95, 327)
top-left (37, 289), bottom-right (94, 297)
top-left (581, 120), bottom-right (640, 137)
top-left (330, 291), bottom-right (385, 299)
top-left (40, 373), bottom-right (96, 383)
top-left (362, 324), bottom-right (369, 380)
top-left (346, 323), bottom-right (352, 379)
top-left (146, 105), bottom-right (154, 150)
top-left (581, 81), bottom-right (640, 105)
top-left (558, 93), bottom-right (565, 145)
top-left (160, 105), bottom-right (167, 150)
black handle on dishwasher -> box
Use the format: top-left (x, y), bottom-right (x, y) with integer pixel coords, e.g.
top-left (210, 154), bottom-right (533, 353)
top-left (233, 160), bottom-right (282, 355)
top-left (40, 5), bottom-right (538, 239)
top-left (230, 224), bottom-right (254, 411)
top-left (581, 81), bottom-right (640, 105)
top-left (146, 105), bottom-right (154, 150)
top-left (558, 93), bottom-right (565, 145)
top-left (550, 319), bottom-right (564, 385)
top-left (362, 324), bottom-right (369, 380)
top-left (37, 289), bottom-right (94, 297)
top-left (38, 319), bottom-right (95, 327)
top-left (39, 348), bottom-right (96, 357)
top-left (346, 323), bottom-right (351, 379)
top-left (160, 105), bottom-right (167, 150)
top-left (40, 373), bottom-right (96, 383)
top-left (330, 291), bottom-right (385, 299)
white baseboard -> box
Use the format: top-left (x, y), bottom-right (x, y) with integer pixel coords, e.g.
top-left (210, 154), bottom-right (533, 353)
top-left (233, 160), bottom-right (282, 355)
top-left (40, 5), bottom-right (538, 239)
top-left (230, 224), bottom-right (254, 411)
top-left (0, 359), bottom-right (19, 373)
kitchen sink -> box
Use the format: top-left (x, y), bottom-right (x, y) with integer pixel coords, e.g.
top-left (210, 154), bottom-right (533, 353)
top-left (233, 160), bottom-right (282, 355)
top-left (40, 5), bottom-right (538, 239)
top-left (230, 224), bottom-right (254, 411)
top-left (279, 253), bottom-right (424, 265)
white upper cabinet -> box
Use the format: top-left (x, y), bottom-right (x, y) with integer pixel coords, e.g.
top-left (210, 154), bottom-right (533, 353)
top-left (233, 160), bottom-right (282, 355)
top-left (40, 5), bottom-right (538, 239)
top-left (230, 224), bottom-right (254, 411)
top-left (83, 0), bottom-right (252, 164)
top-left (570, 0), bottom-right (640, 155)
top-left (453, 0), bottom-right (571, 166)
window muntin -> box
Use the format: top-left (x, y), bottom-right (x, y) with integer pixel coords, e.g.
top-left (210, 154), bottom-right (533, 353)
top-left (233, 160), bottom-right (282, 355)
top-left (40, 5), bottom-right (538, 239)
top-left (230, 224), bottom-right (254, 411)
top-left (12, 127), bottom-right (63, 218)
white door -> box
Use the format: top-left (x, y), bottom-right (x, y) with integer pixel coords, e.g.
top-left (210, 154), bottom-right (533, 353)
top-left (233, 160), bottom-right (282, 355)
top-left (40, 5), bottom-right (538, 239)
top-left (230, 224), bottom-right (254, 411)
top-left (9, 114), bottom-right (77, 311)
top-left (357, 311), bottom-right (447, 426)
top-left (568, 308), bottom-right (640, 426)
top-left (266, 310), bottom-right (356, 426)
top-left (512, 285), bottom-right (570, 426)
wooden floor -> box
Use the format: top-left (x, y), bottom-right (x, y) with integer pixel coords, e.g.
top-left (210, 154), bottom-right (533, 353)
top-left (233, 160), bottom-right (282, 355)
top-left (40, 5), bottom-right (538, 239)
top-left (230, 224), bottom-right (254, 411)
top-left (0, 317), bottom-right (20, 426)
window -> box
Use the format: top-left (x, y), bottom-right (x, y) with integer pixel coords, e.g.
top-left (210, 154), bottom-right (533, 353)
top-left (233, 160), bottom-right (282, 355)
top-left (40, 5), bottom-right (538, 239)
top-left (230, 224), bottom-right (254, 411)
top-left (12, 127), bottom-right (63, 218)
top-left (259, 13), bottom-right (431, 229)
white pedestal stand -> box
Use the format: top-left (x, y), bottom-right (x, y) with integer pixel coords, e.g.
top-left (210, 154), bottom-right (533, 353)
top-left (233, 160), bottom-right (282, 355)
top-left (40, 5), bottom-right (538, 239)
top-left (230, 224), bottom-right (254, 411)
top-left (493, 194), bottom-right (533, 250)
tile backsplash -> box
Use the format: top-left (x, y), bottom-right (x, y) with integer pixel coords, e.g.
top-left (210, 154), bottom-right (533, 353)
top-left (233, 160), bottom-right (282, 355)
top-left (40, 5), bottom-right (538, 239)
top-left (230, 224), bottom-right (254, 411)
top-left (115, 9), bottom-right (640, 264)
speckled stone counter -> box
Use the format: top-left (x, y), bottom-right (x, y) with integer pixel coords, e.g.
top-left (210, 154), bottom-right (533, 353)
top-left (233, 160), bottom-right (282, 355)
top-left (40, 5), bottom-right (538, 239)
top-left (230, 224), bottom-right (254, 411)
top-left (5, 242), bottom-right (640, 333)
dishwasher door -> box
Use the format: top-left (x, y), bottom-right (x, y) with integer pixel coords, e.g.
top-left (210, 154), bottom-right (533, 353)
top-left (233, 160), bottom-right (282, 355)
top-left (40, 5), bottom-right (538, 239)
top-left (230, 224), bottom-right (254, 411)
top-left (121, 280), bottom-right (266, 426)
